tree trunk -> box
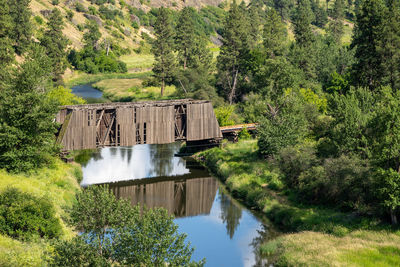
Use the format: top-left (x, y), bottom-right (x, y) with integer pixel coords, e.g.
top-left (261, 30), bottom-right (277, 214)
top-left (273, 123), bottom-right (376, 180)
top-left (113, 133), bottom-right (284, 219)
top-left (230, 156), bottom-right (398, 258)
top-left (391, 208), bottom-right (398, 225)
top-left (161, 79), bottom-right (165, 97)
top-left (228, 69), bottom-right (239, 105)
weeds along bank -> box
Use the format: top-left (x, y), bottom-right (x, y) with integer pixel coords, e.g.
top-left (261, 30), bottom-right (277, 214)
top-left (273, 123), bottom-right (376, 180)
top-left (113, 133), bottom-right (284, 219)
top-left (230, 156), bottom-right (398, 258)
top-left (196, 140), bottom-right (400, 266)
top-left (0, 160), bottom-right (82, 266)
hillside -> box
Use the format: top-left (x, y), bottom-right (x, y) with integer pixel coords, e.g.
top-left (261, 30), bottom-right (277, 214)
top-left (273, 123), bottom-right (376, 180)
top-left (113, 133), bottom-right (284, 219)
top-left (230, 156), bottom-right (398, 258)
top-left (30, 0), bottom-right (224, 51)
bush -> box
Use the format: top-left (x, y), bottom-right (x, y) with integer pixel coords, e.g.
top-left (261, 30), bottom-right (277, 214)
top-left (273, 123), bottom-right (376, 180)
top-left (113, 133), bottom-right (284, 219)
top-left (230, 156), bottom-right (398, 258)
top-left (0, 188), bottom-right (62, 240)
top-left (34, 15), bottom-right (44, 25)
top-left (51, 0), bottom-right (59, 5)
top-left (75, 2), bottom-right (87, 12)
top-left (66, 9), bottom-right (74, 21)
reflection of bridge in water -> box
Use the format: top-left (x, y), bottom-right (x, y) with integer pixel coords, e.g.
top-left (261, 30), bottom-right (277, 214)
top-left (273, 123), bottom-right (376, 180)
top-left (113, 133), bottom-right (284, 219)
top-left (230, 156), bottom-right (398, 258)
top-left (108, 169), bottom-right (219, 218)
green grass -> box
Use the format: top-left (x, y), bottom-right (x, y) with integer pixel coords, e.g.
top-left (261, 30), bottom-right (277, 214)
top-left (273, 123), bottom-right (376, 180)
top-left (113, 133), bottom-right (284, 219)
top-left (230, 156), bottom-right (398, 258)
top-left (0, 160), bottom-right (82, 266)
top-left (119, 53), bottom-right (155, 72)
top-left (197, 140), bottom-right (400, 266)
top-left (65, 71), bottom-right (152, 88)
top-left (93, 77), bottom-right (177, 102)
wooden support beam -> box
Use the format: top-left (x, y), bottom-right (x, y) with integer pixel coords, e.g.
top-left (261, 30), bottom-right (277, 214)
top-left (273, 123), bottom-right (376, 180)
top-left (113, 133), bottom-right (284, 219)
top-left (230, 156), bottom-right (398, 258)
top-left (101, 113), bottom-right (115, 146)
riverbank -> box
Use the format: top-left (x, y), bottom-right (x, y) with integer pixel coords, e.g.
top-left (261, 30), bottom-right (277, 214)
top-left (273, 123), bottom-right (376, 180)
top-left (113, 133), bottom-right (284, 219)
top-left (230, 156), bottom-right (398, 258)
top-left (196, 140), bottom-right (400, 266)
top-left (0, 160), bottom-right (82, 266)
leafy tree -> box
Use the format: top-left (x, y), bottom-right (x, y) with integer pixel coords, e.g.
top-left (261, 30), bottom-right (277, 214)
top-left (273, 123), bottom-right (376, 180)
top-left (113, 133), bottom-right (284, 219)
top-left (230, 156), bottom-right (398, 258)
top-left (9, 0), bottom-right (32, 54)
top-left (293, 0), bottom-right (314, 47)
top-left (375, 168), bottom-right (400, 225)
top-left (67, 185), bottom-right (203, 265)
top-left (48, 86), bottom-right (86, 105)
top-left (263, 8), bottom-right (288, 58)
top-left (215, 105), bottom-right (236, 126)
top-left (40, 8), bottom-right (69, 83)
top-left (0, 0), bottom-right (14, 68)
top-left (0, 45), bottom-right (59, 172)
top-left (217, 0), bottom-right (250, 104)
top-left (351, 0), bottom-right (386, 90)
top-left (378, 0), bottom-right (400, 90)
top-left (152, 7), bottom-right (176, 96)
top-left (258, 91), bottom-right (309, 157)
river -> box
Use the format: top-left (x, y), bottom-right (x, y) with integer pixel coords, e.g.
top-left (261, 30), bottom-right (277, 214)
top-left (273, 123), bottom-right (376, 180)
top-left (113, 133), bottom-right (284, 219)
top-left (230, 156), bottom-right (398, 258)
top-left (79, 143), bottom-right (277, 267)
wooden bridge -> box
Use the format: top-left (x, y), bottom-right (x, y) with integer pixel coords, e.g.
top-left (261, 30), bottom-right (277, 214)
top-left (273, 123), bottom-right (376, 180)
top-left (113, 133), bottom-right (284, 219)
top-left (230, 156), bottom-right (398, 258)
top-left (56, 99), bottom-right (222, 151)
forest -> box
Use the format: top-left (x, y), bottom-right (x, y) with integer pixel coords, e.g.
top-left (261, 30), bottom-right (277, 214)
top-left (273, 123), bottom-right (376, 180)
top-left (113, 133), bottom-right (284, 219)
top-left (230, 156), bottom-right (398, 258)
top-left (0, 0), bottom-right (400, 265)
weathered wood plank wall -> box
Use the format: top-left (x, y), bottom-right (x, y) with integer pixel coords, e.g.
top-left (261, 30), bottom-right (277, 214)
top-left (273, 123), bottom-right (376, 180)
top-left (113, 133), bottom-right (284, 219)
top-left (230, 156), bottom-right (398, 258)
top-left (56, 99), bottom-right (221, 150)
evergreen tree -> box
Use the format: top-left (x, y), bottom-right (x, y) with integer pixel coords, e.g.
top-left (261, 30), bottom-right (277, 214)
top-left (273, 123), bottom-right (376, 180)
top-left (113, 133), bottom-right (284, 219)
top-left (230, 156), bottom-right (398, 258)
top-left (0, 0), bottom-right (14, 68)
top-left (293, 0), bottom-right (314, 47)
top-left (328, 0), bottom-right (345, 42)
top-left (152, 7), bottom-right (176, 96)
top-left (378, 0), bottom-right (400, 90)
top-left (351, 0), bottom-right (386, 90)
top-left (175, 7), bottom-right (196, 70)
top-left (248, 3), bottom-right (262, 48)
top-left (83, 20), bottom-right (101, 48)
top-left (217, 0), bottom-right (250, 104)
top-left (40, 8), bottom-right (69, 83)
top-left (263, 8), bottom-right (288, 58)
top-left (274, 0), bottom-right (294, 20)
top-left (9, 0), bottom-right (32, 54)
top-left (0, 45), bottom-right (58, 172)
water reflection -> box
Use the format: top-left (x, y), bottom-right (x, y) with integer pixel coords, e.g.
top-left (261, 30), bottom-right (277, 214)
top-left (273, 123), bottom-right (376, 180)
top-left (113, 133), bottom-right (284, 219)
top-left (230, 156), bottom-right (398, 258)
top-left (80, 143), bottom-right (189, 186)
top-left (81, 143), bottom-right (277, 267)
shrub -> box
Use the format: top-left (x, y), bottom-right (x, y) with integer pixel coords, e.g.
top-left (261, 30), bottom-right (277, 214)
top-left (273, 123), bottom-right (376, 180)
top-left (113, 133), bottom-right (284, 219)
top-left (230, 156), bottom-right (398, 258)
top-left (0, 188), bottom-right (62, 240)
top-left (34, 15), bottom-right (44, 25)
top-left (75, 2), bottom-right (87, 12)
top-left (51, 0), bottom-right (59, 5)
top-left (66, 9), bottom-right (74, 21)
top-left (215, 105), bottom-right (235, 126)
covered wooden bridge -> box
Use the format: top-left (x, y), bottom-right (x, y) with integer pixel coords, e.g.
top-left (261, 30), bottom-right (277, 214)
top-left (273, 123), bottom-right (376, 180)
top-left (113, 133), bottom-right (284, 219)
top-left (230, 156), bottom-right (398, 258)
top-left (56, 99), bottom-right (222, 151)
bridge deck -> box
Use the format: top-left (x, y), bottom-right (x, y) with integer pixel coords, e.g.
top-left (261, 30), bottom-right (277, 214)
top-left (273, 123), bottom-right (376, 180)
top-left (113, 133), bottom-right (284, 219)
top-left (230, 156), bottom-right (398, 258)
top-left (220, 123), bottom-right (257, 133)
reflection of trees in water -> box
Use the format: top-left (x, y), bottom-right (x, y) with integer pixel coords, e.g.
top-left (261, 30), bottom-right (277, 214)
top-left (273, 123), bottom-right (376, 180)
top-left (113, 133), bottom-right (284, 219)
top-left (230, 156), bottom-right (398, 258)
top-left (149, 143), bottom-right (183, 177)
top-left (109, 147), bottom-right (118, 157)
top-left (249, 224), bottom-right (271, 267)
top-left (74, 149), bottom-right (102, 167)
top-left (219, 191), bottom-right (242, 239)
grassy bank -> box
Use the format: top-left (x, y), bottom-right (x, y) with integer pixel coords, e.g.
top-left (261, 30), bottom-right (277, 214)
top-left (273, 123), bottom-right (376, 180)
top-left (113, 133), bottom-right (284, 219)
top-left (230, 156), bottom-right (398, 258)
top-left (197, 140), bottom-right (400, 266)
top-left (93, 77), bottom-right (177, 102)
top-left (0, 160), bottom-right (82, 266)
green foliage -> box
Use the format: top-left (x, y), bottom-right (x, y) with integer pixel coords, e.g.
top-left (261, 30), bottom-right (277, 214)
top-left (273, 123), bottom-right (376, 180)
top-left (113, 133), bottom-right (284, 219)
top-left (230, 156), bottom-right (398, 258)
top-left (214, 105), bottom-right (235, 126)
top-left (83, 20), bottom-right (101, 48)
top-left (0, 0), bottom-right (15, 68)
top-left (74, 2), bottom-right (86, 12)
top-left (40, 8), bottom-right (68, 83)
top-left (293, 0), bottom-right (314, 47)
top-left (51, 0), bottom-right (59, 5)
top-left (63, 185), bottom-right (203, 266)
top-left (351, 0), bottom-right (386, 90)
top-left (263, 9), bottom-right (288, 58)
top-left (68, 48), bottom-right (127, 74)
top-left (47, 86), bottom-right (86, 105)
top-left (0, 188), bottom-right (62, 240)
top-left (217, 1), bottom-right (250, 104)
top-left (238, 128), bottom-right (251, 140)
top-left (152, 7), bottom-right (176, 96)
top-left (299, 88), bottom-right (327, 113)
top-left (240, 93), bottom-right (267, 123)
top-left (0, 45), bottom-right (59, 172)
top-left (325, 71), bottom-right (350, 94)
top-left (33, 15), bottom-right (43, 25)
top-left (65, 9), bottom-right (73, 21)
top-left (9, 0), bottom-right (32, 54)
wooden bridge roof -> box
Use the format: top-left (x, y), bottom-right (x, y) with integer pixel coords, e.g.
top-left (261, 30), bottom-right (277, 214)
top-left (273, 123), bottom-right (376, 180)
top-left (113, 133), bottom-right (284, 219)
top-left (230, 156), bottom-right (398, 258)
top-left (61, 99), bottom-right (210, 110)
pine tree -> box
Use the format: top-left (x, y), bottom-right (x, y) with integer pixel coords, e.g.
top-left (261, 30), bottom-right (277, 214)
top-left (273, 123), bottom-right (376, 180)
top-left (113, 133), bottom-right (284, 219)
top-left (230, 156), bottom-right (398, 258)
top-left (152, 7), bottom-right (176, 96)
top-left (175, 7), bottom-right (195, 70)
top-left (83, 20), bottom-right (101, 49)
top-left (248, 3), bottom-right (262, 48)
top-left (328, 0), bottom-right (345, 42)
top-left (9, 0), bottom-right (32, 54)
top-left (40, 8), bottom-right (69, 83)
top-left (217, 0), bottom-right (250, 104)
top-left (263, 8), bottom-right (288, 58)
top-left (378, 0), bottom-right (400, 90)
top-left (0, 0), bottom-right (14, 67)
top-left (351, 0), bottom-right (386, 90)
top-left (293, 0), bottom-right (314, 47)
top-left (0, 45), bottom-right (58, 172)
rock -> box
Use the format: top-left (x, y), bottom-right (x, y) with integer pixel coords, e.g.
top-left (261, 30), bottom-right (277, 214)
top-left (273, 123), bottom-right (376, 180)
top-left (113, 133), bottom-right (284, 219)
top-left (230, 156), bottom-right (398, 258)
top-left (40, 9), bottom-right (53, 17)
top-left (83, 14), bottom-right (102, 26)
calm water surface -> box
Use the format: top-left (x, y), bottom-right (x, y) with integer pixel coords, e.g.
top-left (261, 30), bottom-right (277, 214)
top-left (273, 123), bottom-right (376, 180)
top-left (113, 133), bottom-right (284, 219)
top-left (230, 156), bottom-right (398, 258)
top-left (71, 84), bottom-right (103, 99)
top-left (80, 143), bottom-right (277, 267)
